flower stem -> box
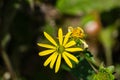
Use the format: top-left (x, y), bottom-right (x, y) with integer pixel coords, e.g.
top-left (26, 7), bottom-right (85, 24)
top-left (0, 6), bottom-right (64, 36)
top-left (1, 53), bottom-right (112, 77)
top-left (85, 55), bottom-right (99, 73)
top-left (0, 46), bottom-right (18, 80)
top-left (105, 47), bottom-right (112, 66)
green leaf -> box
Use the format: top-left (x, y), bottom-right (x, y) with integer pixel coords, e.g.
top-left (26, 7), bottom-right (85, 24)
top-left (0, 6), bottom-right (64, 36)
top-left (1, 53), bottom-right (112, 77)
top-left (70, 58), bottom-right (95, 80)
top-left (43, 24), bottom-right (56, 36)
top-left (81, 14), bottom-right (95, 26)
top-left (56, 0), bottom-right (120, 15)
top-left (61, 63), bottom-right (71, 72)
top-left (92, 65), bottom-right (115, 80)
top-left (107, 66), bottom-right (115, 73)
top-left (99, 25), bottom-right (115, 48)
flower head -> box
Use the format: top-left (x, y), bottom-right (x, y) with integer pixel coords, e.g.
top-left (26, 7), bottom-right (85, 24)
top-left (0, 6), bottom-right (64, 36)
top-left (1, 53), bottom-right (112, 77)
top-left (68, 26), bottom-right (85, 38)
top-left (68, 26), bottom-right (88, 49)
top-left (37, 28), bottom-right (83, 73)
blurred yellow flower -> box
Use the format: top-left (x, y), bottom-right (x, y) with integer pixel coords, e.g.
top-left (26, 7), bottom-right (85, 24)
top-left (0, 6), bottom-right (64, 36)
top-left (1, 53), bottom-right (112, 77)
top-left (68, 26), bottom-right (85, 38)
top-left (68, 26), bottom-right (88, 49)
top-left (37, 28), bottom-right (83, 73)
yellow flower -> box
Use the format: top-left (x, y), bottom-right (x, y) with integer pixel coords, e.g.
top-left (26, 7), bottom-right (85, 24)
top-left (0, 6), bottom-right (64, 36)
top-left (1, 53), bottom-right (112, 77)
top-left (68, 26), bottom-right (85, 38)
top-left (37, 28), bottom-right (83, 73)
top-left (68, 26), bottom-right (88, 49)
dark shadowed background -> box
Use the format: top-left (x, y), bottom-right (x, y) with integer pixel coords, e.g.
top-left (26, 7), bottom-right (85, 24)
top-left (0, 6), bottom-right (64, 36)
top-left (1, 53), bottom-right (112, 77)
top-left (0, 0), bottom-right (120, 80)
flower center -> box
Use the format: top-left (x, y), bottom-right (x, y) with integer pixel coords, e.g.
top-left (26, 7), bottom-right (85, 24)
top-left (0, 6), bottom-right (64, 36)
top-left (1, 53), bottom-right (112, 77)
top-left (58, 45), bottom-right (65, 54)
top-left (71, 28), bottom-right (85, 38)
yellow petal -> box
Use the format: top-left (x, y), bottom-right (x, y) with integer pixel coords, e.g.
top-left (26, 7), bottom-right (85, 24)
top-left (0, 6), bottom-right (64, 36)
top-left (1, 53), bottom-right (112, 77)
top-left (50, 52), bottom-right (58, 69)
top-left (62, 52), bottom-right (72, 68)
top-left (37, 43), bottom-right (56, 49)
top-left (55, 54), bottom-right (61, 73)
top-left (68, 26), bottom-right (73, 32)
top-left (64, 41), bottom-right (76, 48)
top-left (77, 27), bottom-right (84, 33)
top-left (43, 52), bottom-right (56, 66)
top-left (58, 28), bottom-right (63, 45)
top-left (63, 32), bottom-right (71, 46)
top-left (44, 32), bottom-right (57, 46)
top-left (39, 50), bottom-right (55, 56)
top-left (64, 52), bottom-right (79, 63)
top-left (65, 48), bottom-right (83, 52)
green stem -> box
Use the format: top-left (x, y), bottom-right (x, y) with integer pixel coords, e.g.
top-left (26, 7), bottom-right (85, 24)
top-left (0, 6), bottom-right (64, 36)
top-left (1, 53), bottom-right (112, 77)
top-left (84, 54), bottom-right (99, 73)
top-left (88, 61), bottom-right (98, 73)
top-left (105, 47), bottom-right (112, 66)
top-left (1, 46), bottom-right (18, 80)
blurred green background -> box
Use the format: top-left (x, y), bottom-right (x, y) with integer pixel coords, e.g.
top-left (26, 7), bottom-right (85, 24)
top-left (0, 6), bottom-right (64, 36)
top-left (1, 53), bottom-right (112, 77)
top-left (0, 0), bottom-right (120, 80)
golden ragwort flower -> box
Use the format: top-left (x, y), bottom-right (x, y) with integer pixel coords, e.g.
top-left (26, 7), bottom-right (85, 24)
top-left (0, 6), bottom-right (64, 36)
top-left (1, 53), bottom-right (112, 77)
top-left (68, 26), bottom-right (85, 38)
top-left (68, 26), bottom-right (88, 49)
top-left (37, 28), bottom-right (83, 73)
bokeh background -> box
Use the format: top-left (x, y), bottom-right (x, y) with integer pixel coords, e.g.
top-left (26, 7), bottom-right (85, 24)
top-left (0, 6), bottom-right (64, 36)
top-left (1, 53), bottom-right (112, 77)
top-left (0, 0), bottom-right (120, 80)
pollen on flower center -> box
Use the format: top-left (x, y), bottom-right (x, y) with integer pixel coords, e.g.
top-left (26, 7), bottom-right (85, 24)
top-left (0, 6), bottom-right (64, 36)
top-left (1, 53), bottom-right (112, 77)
top-left (68, 27), bottom-right (85, 38)
top-left (57, 45), bottom-right (65, 54)
top-left (72, 28), bottom-right (84, 38)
